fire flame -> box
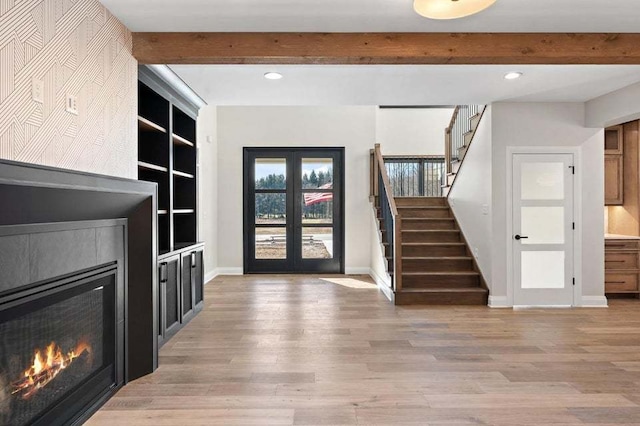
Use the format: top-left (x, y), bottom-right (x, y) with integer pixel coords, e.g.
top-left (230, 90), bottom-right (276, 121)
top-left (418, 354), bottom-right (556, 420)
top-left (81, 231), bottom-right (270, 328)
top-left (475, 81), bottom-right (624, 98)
top-left (11, 341), bottom-right (91, 399)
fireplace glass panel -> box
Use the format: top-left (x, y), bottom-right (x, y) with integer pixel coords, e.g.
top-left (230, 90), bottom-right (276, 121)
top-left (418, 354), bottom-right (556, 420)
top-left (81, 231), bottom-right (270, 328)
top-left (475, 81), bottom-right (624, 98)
top-left (0, 273), bottom-right (116, 426)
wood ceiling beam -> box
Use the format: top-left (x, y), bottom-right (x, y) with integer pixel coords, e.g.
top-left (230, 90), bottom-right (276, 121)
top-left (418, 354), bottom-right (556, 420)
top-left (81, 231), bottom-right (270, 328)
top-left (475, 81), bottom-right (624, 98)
top-left (133, 32), bottom-right (640, 65)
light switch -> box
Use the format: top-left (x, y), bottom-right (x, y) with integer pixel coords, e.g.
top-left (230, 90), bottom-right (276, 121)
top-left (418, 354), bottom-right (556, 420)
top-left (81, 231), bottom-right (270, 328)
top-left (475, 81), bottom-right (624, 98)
top-left (65, 94), bottom-right (78, 115)
top-left (482, 204), bottom-right (489, 215)
top-left (32, 78), bottom-right (44, 103)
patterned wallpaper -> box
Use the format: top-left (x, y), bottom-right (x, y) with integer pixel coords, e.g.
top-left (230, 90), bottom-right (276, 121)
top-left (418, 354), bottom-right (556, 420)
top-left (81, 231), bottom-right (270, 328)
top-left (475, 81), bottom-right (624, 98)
top-left (0, 0), bottom-right (137, 179)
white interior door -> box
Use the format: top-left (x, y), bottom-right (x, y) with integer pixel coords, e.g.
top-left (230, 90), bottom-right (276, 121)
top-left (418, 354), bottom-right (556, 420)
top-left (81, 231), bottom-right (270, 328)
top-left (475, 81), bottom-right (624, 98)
top-left (513, 153), bottom-right (575, 306)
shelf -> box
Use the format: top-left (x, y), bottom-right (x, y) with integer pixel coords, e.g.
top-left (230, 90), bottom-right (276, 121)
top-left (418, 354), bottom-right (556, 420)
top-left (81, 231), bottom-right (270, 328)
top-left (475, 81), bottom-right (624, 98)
top-left (138, 116), bottom-right (167, 133)
top-left (158, 209), bottom-right (168, 215)
top-left (173, 170), bottom-right (194, 179)
top-left (174, 209), bottom-right (195, 214)
top-left (138, 161), bottom-right (168, 173)
top-left (172, 133), bottom-right (194, 147)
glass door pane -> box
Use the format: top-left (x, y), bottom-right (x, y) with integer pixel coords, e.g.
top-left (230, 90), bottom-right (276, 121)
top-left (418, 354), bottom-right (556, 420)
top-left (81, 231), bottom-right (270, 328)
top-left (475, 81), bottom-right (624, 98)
top-left (513, 153), bottom-right (574, 306)
top-left (255, 158), bottom-right (286, 189)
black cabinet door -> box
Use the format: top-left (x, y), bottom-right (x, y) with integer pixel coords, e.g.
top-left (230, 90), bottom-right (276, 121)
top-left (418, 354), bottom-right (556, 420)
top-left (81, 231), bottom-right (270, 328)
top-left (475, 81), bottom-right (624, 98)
top-left (193, 248), bottom-right (204, 308)
top-left (181, 251), bottom-right (195, 321)
top-left (158, 255), bottom-right (181, 345)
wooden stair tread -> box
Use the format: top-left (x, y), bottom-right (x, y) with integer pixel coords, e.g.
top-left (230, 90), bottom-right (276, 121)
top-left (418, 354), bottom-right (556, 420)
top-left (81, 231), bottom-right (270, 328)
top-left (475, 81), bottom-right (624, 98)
top-left (383, 242), bottom-right (466, 247)
top-left (401, 256), bottom-right (472, 260)
top-left (402, 218), bottom-right (455, 221)
top-left (397, 206), bottom-right (449, 209)
top-left (395, 197), bottom-right (446, 200)
top-left (399, 287), bottom-right (487, 293)
top-left (400, 229), bottom-right (459, 233)
top-left (401, 271), bottom-right (479, 276)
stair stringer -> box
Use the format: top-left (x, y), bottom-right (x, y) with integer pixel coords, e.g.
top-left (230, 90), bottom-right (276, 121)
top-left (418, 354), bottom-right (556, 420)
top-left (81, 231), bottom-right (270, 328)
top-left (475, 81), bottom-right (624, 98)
top-left (369, 199), bottom-right (394, 302)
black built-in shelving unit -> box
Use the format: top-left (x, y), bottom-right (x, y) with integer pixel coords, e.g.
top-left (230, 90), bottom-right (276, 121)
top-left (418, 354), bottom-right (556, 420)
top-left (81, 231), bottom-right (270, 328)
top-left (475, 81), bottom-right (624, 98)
top-left (138, 66), bottom-right (199, 254)
top-left (138, 66), bottom-right (205, 347)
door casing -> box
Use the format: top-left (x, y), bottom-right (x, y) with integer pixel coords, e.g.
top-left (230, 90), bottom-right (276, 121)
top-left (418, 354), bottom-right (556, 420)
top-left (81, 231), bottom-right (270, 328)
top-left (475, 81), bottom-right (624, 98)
top-left (506, 147), bottom-right (582, 308)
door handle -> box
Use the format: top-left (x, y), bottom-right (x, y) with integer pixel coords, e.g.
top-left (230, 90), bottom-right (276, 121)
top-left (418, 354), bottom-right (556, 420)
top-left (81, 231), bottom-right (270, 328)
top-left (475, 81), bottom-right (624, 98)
top-left (514, 235), bottom-right (529, 241)
top-left (160, 262), bottom-right (168, 283)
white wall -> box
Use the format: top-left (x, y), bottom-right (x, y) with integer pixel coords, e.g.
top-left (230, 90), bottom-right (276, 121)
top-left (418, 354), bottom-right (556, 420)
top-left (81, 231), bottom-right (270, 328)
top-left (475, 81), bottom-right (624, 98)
top-left (586, 81), bottom-right (640, 128)
top-left (448, 106), bottom-right (492, 286)
top-left (197, 106), bottom-right (218, 281)
top-left (216, 106), bottom-right (377, 273)
top-left (376, 108), bottom-right (453, 155)
top-left (490, 103), bottom-right (604, 306)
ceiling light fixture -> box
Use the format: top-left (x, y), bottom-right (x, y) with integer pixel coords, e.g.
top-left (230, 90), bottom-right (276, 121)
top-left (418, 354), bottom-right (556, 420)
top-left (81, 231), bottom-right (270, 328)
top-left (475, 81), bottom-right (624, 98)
top-left (264, 72), bottom-right (283, 80)
top-left (504, 72), bottom-right (523, 80)
top-left (414, 0), bottom-right (497, 20)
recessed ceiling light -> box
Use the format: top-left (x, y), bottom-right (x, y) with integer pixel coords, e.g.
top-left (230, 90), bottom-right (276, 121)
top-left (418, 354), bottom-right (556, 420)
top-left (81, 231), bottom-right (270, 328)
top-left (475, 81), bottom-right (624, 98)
top-left (264, 72), bottom-right (283, 80)
top-left (504, 72), bottom-right (523, 80)
top-left (414, 0), bottom-right (497, 20)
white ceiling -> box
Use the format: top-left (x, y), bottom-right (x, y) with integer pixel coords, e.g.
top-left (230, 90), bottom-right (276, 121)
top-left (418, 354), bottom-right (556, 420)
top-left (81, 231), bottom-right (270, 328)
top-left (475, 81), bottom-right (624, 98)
top-left (170, 65), bottom-right (640, 106)
top-left (101, 0), bottom-right (640, 32)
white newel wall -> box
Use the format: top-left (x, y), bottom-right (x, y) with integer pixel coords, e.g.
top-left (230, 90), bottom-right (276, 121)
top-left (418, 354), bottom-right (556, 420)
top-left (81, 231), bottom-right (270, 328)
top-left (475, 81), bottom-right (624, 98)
top-left (376, 108), bottom-right (453, 155)
top-left (448, 106), bottom-right (493, 287)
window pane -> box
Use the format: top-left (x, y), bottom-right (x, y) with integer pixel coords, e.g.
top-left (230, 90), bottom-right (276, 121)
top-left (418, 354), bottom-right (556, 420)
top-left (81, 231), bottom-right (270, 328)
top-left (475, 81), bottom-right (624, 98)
top-left (521, 162), bottom-right (564, 200)
top-left (302, 158), bottom-right (333, 189)
top-left (255, 227), bottom-right (286, 259)
top-left (255, 193), bottom-right (286, 225)
top-left (302, 193), bottom-right (333, 224)
top-left (255, 158), bottom-right (286, 189)
top-left (521, 251), bottom-right (565, 289)
top-left (521, 207), bottom-right (564, 245)
top-left (386, 162), bottom-right (420, 197)
top-left (302, 227), bottom-right (333, 259)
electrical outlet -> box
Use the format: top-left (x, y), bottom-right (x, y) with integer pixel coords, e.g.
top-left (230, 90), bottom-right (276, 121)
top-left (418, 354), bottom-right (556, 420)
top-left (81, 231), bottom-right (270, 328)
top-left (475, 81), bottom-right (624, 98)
top-left (65, 94), bottom-right (78, 115)
top-left (32, 78), bottom-right (44, 103)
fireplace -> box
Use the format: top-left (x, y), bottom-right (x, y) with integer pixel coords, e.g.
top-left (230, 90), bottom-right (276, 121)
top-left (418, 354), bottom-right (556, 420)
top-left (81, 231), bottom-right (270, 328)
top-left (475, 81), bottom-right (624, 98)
top-left (0, 159), bottom-right (159, 424)
top-left (0, 264), bottom-right (119, 426)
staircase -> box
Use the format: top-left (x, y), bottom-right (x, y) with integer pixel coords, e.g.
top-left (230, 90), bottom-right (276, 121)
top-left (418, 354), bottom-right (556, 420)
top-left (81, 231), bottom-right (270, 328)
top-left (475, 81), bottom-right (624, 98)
top-left (379, 196), bottom-right (488, 305)
top-left (370, 105), bottom-right (488, 306)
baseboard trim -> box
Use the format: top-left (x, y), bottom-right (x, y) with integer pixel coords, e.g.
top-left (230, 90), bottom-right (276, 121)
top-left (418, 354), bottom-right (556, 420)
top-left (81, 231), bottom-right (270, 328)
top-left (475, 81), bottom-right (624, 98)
top-left (204, 270), bottom-right (218, 285)
top-left (488, 296), bottom-right (510, 308)
top-left (345, 267), bottom-right (371, 275)
top-left (215, 267), bottom-right (244, 276)
top-left (369, 268), bottom-right (394, 302)
top-left (580, 296), bottom-right (609, 308)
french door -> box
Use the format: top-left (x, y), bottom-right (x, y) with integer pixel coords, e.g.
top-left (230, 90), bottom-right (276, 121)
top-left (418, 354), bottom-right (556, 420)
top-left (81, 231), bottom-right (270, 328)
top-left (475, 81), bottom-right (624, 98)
top-left (512, 153), bottom-right (575, 306)
top-left (243, 148), bottom-right (344, 274)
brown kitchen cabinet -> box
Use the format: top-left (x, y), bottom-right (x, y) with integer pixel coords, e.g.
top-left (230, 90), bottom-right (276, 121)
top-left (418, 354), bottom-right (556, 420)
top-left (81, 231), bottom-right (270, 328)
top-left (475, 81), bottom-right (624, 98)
top-left (605, 125), bottom-right (624, 205)
top-left (605, 238), bottom-right (640, 297)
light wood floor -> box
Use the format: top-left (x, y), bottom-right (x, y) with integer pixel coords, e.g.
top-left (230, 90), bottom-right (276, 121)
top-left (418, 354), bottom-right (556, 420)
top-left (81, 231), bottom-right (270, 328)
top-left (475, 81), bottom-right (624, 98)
top-left (88, 275), bottom-right (640, 425)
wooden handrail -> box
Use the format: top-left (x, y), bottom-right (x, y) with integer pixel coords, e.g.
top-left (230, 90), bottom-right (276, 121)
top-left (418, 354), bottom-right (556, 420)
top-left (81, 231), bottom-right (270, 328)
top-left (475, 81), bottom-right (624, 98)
top-left (446, 106), bottom-right (461, 133)
top-left (374, 144), bottom-right (399, 217)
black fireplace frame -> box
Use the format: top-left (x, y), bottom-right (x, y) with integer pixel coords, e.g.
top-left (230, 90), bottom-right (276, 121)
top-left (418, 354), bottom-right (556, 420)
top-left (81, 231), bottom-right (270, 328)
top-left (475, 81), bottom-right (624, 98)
top-left (0, 263), bottom-right (120, 426)
top-left (0, 159), bottom-right (159, 422)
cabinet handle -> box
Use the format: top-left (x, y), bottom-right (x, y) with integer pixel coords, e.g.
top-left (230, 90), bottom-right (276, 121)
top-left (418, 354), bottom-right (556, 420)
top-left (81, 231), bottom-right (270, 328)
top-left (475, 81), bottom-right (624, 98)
top-left (191, 252), bottom-right (196, 268)
top-left (160, 262), bottom-right (168, 283)
top-left (606, 281), bottom-right (628, 284)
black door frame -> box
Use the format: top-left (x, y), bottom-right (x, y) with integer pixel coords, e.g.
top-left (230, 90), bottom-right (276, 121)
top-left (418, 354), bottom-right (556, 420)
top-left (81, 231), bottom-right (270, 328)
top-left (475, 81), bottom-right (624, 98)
top-left (243, 147), bottom-right (345, 274)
